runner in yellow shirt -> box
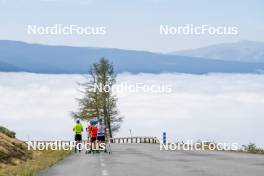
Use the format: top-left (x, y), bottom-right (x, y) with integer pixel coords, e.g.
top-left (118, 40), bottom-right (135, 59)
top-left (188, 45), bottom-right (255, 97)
top-left (73, 120), bottom-right (83, 153)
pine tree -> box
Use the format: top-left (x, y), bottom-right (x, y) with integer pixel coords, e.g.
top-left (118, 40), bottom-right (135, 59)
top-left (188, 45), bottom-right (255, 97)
top-left (72, 58), bottom-right (123, 138)
top-left (71, 66), bottom-right (101, 120)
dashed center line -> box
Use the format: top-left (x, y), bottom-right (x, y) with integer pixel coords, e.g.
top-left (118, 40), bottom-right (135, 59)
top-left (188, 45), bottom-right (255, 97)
top-left (102, 169), bottom-right (109, 176)
top-left (99, 154), bottom-right (109, 176)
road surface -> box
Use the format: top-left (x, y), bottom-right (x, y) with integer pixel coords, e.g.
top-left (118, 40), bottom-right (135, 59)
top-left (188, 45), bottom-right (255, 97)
top-left (38, 144), bottom-right (264, 176)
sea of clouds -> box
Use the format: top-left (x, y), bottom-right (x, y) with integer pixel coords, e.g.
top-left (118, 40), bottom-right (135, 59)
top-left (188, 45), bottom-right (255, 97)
top-left (0, 72), bottom-right (264, 147)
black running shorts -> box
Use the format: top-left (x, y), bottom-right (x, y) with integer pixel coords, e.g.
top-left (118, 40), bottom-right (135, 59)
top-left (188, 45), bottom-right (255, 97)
top-left (91, 137), bottom-right (97, 142)
top-left (97, 136), bottom-right (105, 142)
top-left (75, 134), bottom-right (82, 141)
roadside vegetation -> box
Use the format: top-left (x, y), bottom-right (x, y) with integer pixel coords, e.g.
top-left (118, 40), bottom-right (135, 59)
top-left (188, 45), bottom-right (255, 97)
top-left (242, 143), bottom-right (264, 154)
top-left (0, 126), bottom-right (16, 138)
top-left (0, 127), bottom-right (71, 176)
top-left (0, 150), bottom-right (71, 176)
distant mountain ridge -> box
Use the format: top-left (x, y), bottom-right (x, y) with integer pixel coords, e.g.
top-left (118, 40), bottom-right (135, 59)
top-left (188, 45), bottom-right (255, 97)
top-left (170, 40), bottom-right (264, 63)
top-left (1, 40), bottom-right (264, 74)
top-left (0, 60), bottom-right (22, 72)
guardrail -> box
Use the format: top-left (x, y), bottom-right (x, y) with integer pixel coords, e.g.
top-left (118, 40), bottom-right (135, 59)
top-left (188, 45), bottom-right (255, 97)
top-left (112, 137), bottom-right (159, 144)
top-left (26, 137), bottom-right (160, 145)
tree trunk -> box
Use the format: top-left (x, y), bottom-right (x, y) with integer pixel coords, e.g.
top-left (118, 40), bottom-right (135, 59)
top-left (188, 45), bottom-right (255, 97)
top-left (103, 105), bottom-right (112, 138)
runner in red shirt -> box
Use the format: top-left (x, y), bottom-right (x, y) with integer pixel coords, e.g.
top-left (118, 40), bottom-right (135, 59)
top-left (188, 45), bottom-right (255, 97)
top-left (90, 124), bottom-right (98, 143)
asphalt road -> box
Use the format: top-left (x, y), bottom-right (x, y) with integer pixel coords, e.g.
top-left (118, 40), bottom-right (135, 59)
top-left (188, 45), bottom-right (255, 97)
top-left (38, 144), bottom-right (264, 176)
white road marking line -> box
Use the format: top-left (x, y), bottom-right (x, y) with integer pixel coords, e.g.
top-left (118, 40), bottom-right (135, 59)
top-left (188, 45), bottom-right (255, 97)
top-left (99, 154), bottom-right (109, 175)
top-left (102, 169), bottom-right (109, 176)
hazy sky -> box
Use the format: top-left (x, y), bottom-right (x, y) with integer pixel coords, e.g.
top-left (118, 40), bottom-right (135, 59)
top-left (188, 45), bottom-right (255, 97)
top-left (0, 0), bottom-right (263, 52)
top-left (1, 72), bottom-right (264, 147)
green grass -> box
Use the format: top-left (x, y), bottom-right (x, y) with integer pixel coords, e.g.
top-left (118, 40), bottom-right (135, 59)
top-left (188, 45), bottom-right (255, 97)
top-left (0, 150), bottom-right (72, 176)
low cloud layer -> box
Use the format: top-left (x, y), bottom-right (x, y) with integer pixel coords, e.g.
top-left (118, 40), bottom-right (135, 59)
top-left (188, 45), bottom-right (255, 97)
top-left (0, 72), bottom-right (264, 147)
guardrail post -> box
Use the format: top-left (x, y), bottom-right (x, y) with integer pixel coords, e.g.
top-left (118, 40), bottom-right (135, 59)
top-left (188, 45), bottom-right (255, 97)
top-left (163, 132), bottom-right (166, 144)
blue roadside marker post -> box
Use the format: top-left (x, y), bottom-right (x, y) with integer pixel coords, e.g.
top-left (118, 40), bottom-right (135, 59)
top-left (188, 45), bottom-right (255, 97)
top-left (163, 132), bottom-right (166, 144)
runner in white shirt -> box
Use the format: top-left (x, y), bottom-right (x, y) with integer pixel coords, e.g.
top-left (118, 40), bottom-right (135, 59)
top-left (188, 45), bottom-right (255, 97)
top-left (96, 118), bottom-right (106, 142)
